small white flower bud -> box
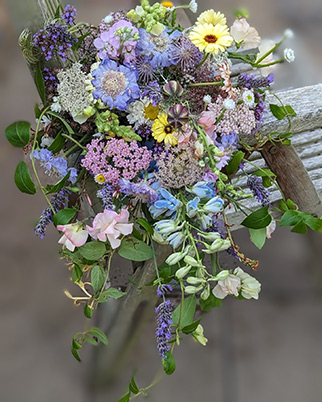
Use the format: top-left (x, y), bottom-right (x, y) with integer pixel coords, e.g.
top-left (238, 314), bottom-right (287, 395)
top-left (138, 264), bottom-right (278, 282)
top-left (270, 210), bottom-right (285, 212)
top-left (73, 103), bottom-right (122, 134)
top-left (284, 48), bottom-right (295, 63)
top-left (284, 29), bottom-right (294, 39)
top-left (189, 0), bottom-right (198, 13)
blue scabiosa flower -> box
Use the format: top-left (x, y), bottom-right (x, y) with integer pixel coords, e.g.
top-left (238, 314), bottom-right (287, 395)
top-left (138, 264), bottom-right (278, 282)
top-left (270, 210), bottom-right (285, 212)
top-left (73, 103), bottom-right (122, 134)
top-left (155, 300), bottom-right (174, 358)
top-left (118, 179), bottom-right (159, 203)
top-left (137, 28), bottom-right (181, 68)
top-left (32, 149), bottom-right (78, 183)
top-left (91, 58), bottom-right (140, 111)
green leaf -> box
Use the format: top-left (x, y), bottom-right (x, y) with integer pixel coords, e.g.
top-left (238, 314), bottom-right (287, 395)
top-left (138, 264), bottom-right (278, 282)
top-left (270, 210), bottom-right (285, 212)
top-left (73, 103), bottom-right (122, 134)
top-left (118, 236), bottom-right (153, 261)
top-left (53, 208), bottom-right (77, 226)
top-left (83, 303), bottom-right (93, 319)
top-left (199, 292), bottom-right (222, 312)
top-left (291, 220), bottom-right (307, 234)
top-left (45, 171), bottom-right (71, 195)
top-left (84, 336), bottom-right (98, 346)
top-left (286, 199), bottom-right (297, 210)
top-left (98, 288), bottom-right (126, 302)
top-left (34, 104), bottom-right (42, 119)
top-left (253, 168), bottom-right (276, 178)
top-left (302, 213), bottom-right (322, 232)
top-left (282, 140), bottom-right (292, 146)
top-left (280, 200), bottom-right (289, 212)
top-left (91, 265), bottom-right (105, 294)
top-left (118, 392), bottom-right (130, 402)
top-left (72, 264), bottom-right (83, 283)
top-left (137, 218), bottom-right (154, 235)
top-left (78, 241), bottom-right (106, 261)
top-left (269, 104), bottom-right (287, 120)
top-left (285, 105), bottom-right (297, 116)
top-left (86, 327), bottom-right (108, 345)
top-left (132, 227), bottom-right (143, 241)
top-left (34, 64), bottom-right (46, 105)
top-left (225, 151), bottom-right (245, 175)
top-left (71, 348), bottom-right (81, 362)
top-left (162, 352), bottom-right (176, 375)
top-left (48, 132), bottom-right (65, 154)
top-left (47, 111), bottom-right (74, 134)
top-left (249, 228), bottom-right (267, 249)
top-left (172, 295), bottom-right (196, 329)
top-left (241, 207), bottom-right (272, 229)
top-left (72, 338), bottom-right (82, 350)
top-left (182, 319), bottom-right (201, 334)
top-left (5, 121), bottom-right (31, 148)
top-left (129, 377), bottom-right (139, 395)
top-left (279, 210), bottom-right (301, 227)
top-left (14, 161), bottom-right (37, 194)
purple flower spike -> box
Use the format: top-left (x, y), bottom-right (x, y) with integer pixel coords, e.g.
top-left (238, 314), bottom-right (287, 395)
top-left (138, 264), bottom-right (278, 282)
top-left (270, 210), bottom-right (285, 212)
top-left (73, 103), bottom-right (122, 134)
top-left (155, 300), bottom-right (174, 358)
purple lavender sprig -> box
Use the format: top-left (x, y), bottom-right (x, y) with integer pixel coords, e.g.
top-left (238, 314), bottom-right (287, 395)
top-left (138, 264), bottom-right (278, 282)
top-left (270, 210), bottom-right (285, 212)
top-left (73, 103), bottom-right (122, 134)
top-left (155, 300), bottom-right (174, 358)
top-left (247, 176), bottom-right (271, 207)
top-left (238, 73), bottom-right (274, 89)
top-left (61, 5), bottom-right (77, 25)
top-left (34, 188), bottom-right (70, 239)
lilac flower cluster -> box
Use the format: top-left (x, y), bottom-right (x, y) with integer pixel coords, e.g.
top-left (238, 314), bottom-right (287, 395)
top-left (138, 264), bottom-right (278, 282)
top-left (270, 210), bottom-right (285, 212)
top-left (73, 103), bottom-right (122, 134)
top-left (33, 23), bottom-right (76, 62)
top-left (155, 300), bottom-right (174, 358)
top-left (34, 188), bottom-right (70, 238)
top-left (61, 5), bottom-right (77, 25)
top-left (32, 149), bottom-right (78, 183)
top-left (247, 176), bottom-right (271, 206)
top-left (81, 139), bottom-right (152, 185)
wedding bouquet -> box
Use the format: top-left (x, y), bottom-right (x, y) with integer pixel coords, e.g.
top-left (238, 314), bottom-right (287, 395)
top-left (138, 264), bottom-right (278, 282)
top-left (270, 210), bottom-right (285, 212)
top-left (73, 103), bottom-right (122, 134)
top-left (6, 0), bottom-right (322, 397)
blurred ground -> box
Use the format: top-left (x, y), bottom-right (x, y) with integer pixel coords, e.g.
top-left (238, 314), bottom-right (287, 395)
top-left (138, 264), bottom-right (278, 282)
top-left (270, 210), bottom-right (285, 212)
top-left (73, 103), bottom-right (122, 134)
top-left (0, 0), bottom-right (322, 401)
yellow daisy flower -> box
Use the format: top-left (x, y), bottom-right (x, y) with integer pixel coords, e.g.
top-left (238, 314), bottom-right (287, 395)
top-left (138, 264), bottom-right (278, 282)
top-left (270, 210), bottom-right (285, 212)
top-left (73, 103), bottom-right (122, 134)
top-left (189, 23), bottom-right (233, 54)
top-left (196, 10), bottom-right (227, 27)
top-left (152, 113), bottom-right (178, 146)
top-left (144, 103), bottom-right (160, 121)
top-left (94, 174), bottom-right (106, 184)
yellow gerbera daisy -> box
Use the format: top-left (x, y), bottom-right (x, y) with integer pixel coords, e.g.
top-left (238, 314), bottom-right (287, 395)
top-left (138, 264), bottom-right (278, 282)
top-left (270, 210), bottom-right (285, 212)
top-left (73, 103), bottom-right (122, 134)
top-left (152, 113), bottom-right (178, 146)
top-left (189, 23), bottom-right (233, 54)
top-left (196, 10), bottom-right (227, 27)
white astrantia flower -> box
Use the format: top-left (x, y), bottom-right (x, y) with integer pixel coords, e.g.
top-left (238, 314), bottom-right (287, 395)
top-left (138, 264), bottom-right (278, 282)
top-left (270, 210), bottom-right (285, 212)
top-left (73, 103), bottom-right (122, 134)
top-left (284, 48), bottom-right (295, 63)
top-left (189, 0), bottom-right (198, 13)
top-left (203, 94), bottom-right (212, 104)
top-left (223, 98), bottom-right (236, 110)
top-left (234, 267), bottom-right (261, 299)
top-left (242, 89), bottom-right (255, 107)
top-left (284, 29), bottom-right (294, 39)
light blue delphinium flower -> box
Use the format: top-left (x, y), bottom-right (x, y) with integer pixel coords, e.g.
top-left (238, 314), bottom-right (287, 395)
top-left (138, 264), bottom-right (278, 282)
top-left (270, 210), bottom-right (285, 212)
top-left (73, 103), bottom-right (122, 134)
top-left (189, 181), bottom-right (216, 199)
top-left (91, 58), bottom-right (140, 111)
top-left (149, 188), bottom-right (182, 219)
top-left (166, 231), bottom-right (185, 249)
top-left (186, 197), bottom-right (200, 218)
top-left (202, 196), bottom-right (224, 214)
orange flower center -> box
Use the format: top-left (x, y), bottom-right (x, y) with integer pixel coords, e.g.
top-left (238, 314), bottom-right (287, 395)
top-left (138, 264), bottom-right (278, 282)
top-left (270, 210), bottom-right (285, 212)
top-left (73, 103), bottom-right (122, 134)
top-left (204, 35), bottom-right (218, 44)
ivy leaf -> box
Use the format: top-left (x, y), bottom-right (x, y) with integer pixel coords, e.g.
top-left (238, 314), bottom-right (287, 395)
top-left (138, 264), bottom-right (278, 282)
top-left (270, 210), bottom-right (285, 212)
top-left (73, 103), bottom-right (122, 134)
top-left (226, 151), bottom-right (245, 175)
top-left (14, 161), bottom-right (37, 194)
top-left (129, 377), bottom-right (139, 395)
top-left (34, 64), bottom-right (46, 105)
top-left (78, 241), bottom-right (106, 261)
top-left (181, 319), bottom-right (201, 334)
top-left (5, 121), bottom-right (31, 148)
top-left (199, 292), bottom-right (222, 312)
top-left (249, 228), bottom-right (267, 249)
top-left (53, 208), bottom-right (77, 226)
top-left (86, 327), bottom-right (108, 345)
top-left (241, 207), bottom-right (272, 229)
top-left (118, 236), bottom-right (153, 261)
top-left (162, 352), bottom-right (176, 375)
top-left (91, 265), bottom-right (105, 294)
top-left (172, 294), bottom-right (196, 329)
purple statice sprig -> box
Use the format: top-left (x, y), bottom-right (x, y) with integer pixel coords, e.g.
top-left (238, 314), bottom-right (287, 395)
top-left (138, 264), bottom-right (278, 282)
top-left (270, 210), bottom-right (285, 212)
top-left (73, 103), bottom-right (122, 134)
top-left (155, 300), bottom-right (174, 358)
top-left (34, 188), bottom-right (70, 238)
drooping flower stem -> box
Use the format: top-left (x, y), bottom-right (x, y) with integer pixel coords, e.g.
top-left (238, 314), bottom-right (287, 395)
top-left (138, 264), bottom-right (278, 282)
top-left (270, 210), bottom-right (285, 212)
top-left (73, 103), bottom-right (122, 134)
top-left (62, 133), bottom-right (87, 150)
top-left (30, 106), bottom-right (55, 213)
top-left (151, 238), bottom-right (166, 303)
top-left (195, 52), bottom-right (209, 69)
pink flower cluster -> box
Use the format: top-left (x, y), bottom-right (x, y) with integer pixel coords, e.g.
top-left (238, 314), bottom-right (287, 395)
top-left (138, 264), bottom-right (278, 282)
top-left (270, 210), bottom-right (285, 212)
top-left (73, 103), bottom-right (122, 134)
top-left (81, 138), bottom-right (152, 185)
top-left (199, 95), bottom-right (256, 137)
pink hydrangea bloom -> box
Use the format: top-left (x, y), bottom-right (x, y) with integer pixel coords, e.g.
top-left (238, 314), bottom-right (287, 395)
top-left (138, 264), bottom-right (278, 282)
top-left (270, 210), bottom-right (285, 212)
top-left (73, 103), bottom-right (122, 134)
top-left (86, 209), bottom-right (133, 249)
top-left (57, 222), bottom-right (88, 252)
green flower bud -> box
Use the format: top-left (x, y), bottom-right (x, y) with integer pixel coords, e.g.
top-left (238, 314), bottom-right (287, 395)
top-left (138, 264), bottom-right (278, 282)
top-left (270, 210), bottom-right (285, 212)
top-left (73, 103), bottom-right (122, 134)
top-left (175, 265), bottom-right (192, 279)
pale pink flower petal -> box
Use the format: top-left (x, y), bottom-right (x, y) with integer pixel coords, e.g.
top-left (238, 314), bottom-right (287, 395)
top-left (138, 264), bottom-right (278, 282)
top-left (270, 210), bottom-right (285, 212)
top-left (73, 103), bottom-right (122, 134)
top-left (230, 18), bottom-right (261, 50)
top-left (57, 223), bottom-right (88, 251)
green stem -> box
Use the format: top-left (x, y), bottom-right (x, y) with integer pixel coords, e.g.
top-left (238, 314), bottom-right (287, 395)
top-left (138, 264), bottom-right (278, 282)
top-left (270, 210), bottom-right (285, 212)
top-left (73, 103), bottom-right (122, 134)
top-left (62, 133), bottom-right (87, 150)
top-left (195, 52), bottom-right (210, 69)
top-left (254, 39), bottom-right (283, 65)
top-left (62, 134), bottom-right (90, 157)
top-left (150, 238), bottom-right (166, 303)
top-left (31, 106), bottom-right (55, 213)
top-left (187, 79), bottom-right (223, 87)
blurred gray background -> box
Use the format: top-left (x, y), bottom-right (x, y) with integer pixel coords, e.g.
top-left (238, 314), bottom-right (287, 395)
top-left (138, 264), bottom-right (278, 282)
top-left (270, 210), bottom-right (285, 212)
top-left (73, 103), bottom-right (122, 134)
top-left (1, 0), bottom-right (322, 401)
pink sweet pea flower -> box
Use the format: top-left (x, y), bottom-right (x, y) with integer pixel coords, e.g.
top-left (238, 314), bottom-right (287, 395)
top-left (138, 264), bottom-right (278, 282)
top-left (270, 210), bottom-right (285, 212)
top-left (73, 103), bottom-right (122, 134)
top-left (86, 209), bottom-right (133, 249)
top-left (198, 111), bottom-right (216, 136)
top-left (57, 222), bottom-right (89, 252)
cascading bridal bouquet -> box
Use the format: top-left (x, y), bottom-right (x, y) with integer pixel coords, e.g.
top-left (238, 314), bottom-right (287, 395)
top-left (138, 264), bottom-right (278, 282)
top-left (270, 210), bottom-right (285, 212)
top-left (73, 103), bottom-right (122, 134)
top-left (6, 0), bottom-right (322, 399)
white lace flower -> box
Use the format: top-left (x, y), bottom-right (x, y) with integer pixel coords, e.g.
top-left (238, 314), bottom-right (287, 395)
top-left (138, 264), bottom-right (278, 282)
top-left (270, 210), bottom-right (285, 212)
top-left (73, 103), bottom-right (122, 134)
top-left (284, 48), bottom-right (295, 63)
top-left (203, 95), bottom-right (212, 104)
top-left (223, 98), bottom-right (236, 110)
